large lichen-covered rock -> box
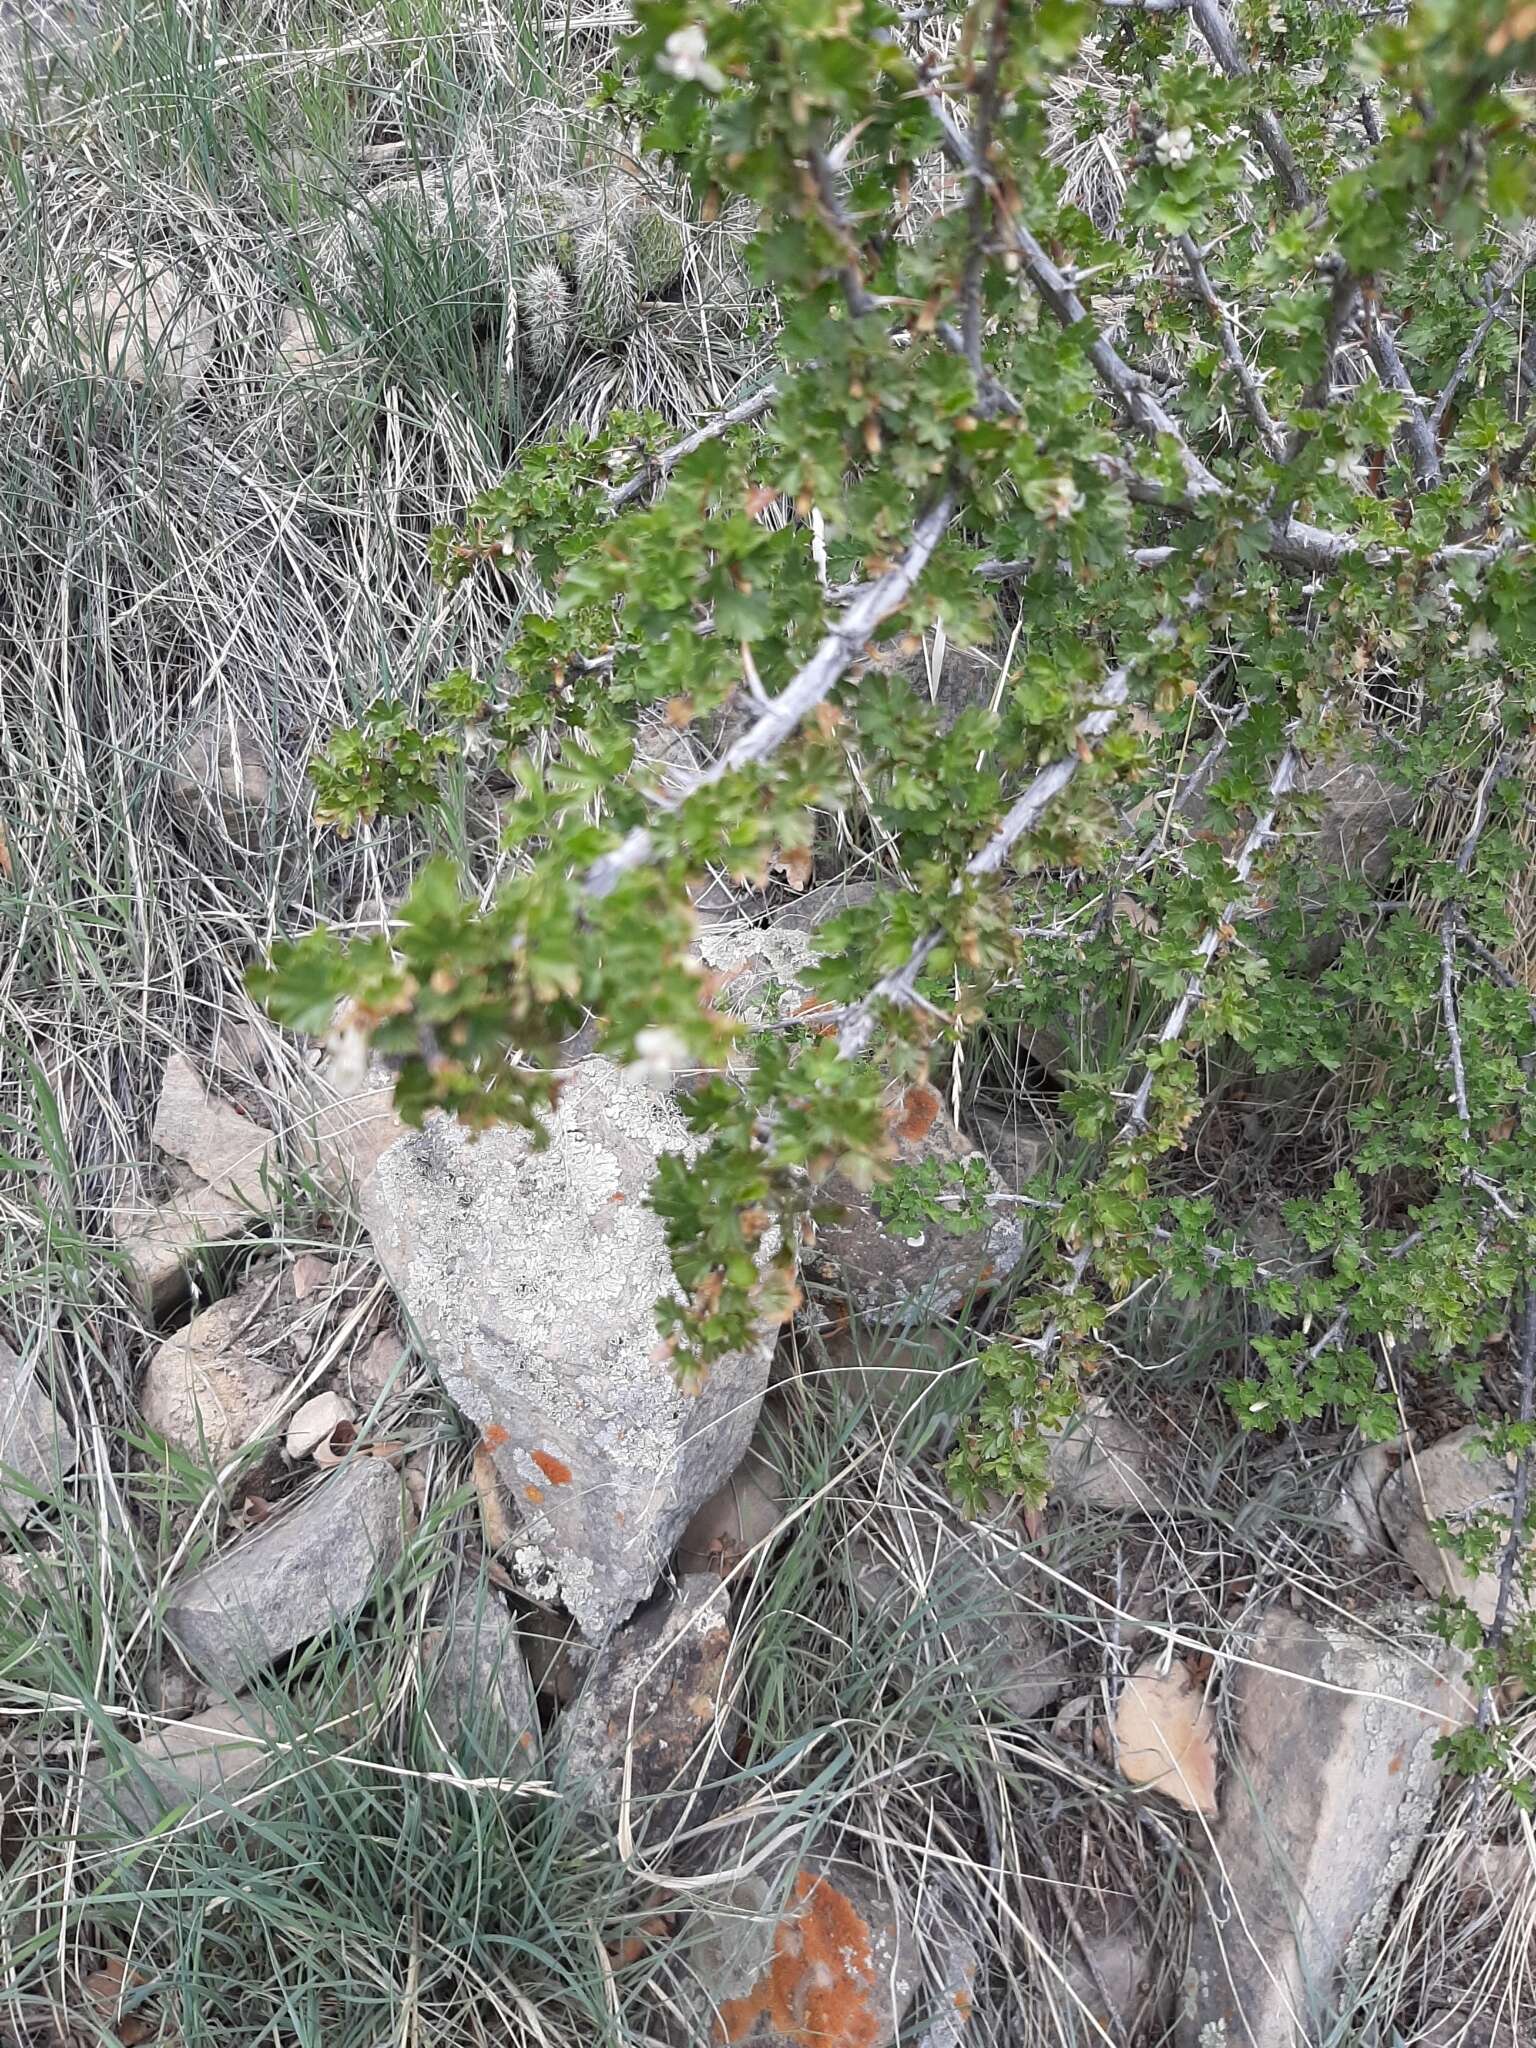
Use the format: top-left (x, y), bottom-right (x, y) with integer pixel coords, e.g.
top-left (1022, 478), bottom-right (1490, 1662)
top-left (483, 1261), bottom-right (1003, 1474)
top-left (363, 1058), bottom-right (776, 1637)
top-left (1179, 1605), bottom-right (1474, 2048)
top-left (698, 1850), bottom-right (915, 2047)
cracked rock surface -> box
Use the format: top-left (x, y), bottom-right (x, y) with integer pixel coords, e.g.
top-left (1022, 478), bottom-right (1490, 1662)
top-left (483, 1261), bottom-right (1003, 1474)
top-left (1179, 1604), bottom-right (1474, 2048)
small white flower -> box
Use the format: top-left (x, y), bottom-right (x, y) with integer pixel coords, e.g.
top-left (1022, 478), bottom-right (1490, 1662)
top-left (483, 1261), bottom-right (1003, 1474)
top-left (659, 24), bottom-right (725, 91)
top-left (1323, 451), bottom-right (1373, 493)
top-left (627, 1024), bottom-right (693, 1086)
top-left (1268, 8), bottom-right (1286, 31)
top-left (1044, 475), bottom-right (1085, 523)
top-left (1464, 622), bottom-right (1499, 659)
top-left (1154, 125), bottom-right (1197, 168)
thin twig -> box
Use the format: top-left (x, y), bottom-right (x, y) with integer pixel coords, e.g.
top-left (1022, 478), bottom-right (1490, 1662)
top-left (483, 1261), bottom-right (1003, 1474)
top-left (584, 491), bottom-right (957, 898)
top-left (1119, 738), bottom-right (1302, 1133)
top-left (837, 667), bottom-right (1132, 1056)
top-left (1176, 233), bottom-right (1286, 460)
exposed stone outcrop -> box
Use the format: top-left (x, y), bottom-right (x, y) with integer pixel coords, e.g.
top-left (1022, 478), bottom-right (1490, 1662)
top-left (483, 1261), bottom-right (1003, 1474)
top-left (1180, 1605), bottom-right (1474, 2048)
top-left (363, 1058), bottom-right (776, 1637)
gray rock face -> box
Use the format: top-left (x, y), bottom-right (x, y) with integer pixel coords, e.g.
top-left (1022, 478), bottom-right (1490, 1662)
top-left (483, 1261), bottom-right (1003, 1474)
top-left (556, 1574), bottom-right (734, 1836)
top-left (806, 1084), bottom-right (1024, 1325)
top-left (363, 1059), bottom-right (776, 1637)
top-left (423, 1585), bottom-right (540, 1777)
top-left (1180, 1606), bottom-right (1475, 2048)
top-left (81, 1699), bottom-right (276, 1834)
top-left (851, 1514), bottom-right (1075, 1722)
top-left (0, 1338), bottom-right (76, 1523)
top-left (1044, 1397), bottom-right (1169, 1515)
top-left (165, 1457), bottom-right (402, 1688)
top-left (1379, 1425), bottom-right (1519, 1627)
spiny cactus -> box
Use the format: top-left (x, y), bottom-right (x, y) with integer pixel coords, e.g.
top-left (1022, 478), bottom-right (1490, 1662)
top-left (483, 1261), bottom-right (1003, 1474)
top-left (620, 201), bottom-right (687, 296)
top-left (520, 263), bottom-right (572, 378)
top-left (572, 224), bottom-right (638, 345)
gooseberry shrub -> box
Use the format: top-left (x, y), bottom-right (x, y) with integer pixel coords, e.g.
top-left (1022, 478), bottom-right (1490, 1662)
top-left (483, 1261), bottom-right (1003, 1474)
top-left (258, 0), bottom-right (1536, 1765)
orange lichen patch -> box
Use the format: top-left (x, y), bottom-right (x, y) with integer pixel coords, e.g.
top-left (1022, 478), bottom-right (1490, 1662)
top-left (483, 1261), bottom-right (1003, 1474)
top-left (523, 1485), bottom-right (545, 1506)
top-left (481, 1424), bottom-right (510, 1452)
top-left (716, 1872), bottom-right (880, 2048)
top-left (531, 1448), bottom-right (573, 1486)
top-left (892, 1082), bottom-right (941, 1144)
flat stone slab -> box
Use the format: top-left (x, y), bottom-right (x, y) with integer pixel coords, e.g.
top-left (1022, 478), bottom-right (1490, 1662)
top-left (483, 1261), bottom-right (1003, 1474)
top-left (80, 1698), bottom-right (277, 1834)
top-left (165, 1457), bottom-right (402, 1688)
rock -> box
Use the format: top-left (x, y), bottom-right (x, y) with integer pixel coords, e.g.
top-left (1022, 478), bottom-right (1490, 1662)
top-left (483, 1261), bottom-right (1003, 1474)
top-left (693, 879), bottom-right (875, 1031)
top-left (284, 1391), bottom-right (354, 1463)
top-left (114, 1055), bottom-right (276, 1311)
top-left (1300, 752), bottom-right (1416, 884)
top-left (851, 1512), bottom-right (1076, 1722)
top-left (0, 1338), bottom-right (76, 1523)
top-left (300, 1025), bottom-right (409, 1203)
top-left (1378, 1426), bottom-right (1519, 1627)
top-left (810, 1319), bottom-right (971, 1426)
top-left (80, 1699), bottom-right (276, 1834)
top-left (1059, 1918), bottom-right (1152, 2041)
top-left (1330, 1437), bottom-right (1402, 1558)
top-left (1044, 1397), bottom-right (1169, 1515)
top-left (422, 1584), bottom-right (540, 1776)
top-left (166, 711), bottom-right (272, 823)
top-left (62, 262), bottom-right (216, 396)
top-left (152, 1053), bottom-right (272, 1193)
top-left (556, 1574), bottom-right (734, 1836)
top-left (699, 1851), bottom-right (915, 2047)
top-left (806, 1083), bottom-right (1024, 1326)
top-left (289, 1254), bottom-right (334, 1303)
top-left (677, 1428), bottom-right (786, 1573)
top-left (970, 1106), bottom-right (1053, 1191)
top-left (1180, 1605), bottom-right (1475, 2048)
top-left (139, 1293), bottom-right (293, 1466)
top-left (364, 1058), bottom-right (776, 1637)
top-left (165, 1457), bottom-right (402, 1687)
top-left (345, 1329), bottom-right (409, 1412)
top-left (113, 1176), bottom-right (251, 1316)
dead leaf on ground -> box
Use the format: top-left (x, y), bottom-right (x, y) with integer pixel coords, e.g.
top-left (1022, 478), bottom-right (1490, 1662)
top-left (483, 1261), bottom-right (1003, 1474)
top-left (768, 842), bottom-right (814, 892)
top-left (1113, 1658), bottom-right (1219, 1816)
